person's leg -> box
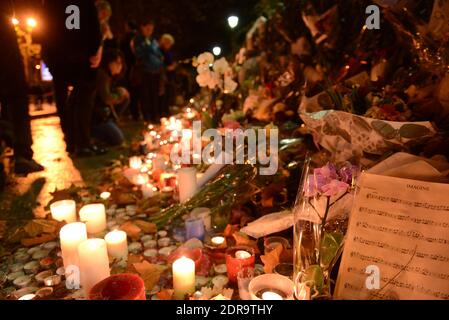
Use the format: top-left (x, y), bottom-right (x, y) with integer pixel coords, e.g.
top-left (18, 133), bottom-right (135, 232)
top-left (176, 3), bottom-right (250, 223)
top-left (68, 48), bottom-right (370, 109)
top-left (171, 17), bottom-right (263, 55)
top-left (140, 73), bottom-right (152, 121)
top-left (129, 85), bottom-right (140, 121)
top-left (92, 120), bottom-right (124, 146)
top-left (49, 65), bottom-right (73, 151)
top-left (148, 72), bottom-right (161, 121)
top-left (0, 16), bottom-right (43, 174)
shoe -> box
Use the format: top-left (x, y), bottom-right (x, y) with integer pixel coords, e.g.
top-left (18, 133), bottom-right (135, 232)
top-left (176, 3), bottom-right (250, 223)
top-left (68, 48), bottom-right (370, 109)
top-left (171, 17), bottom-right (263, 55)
top-left (14, 158), bottom-right (45, 175)
top-left (75, 147), bottom-right (95, 158)
top-left (75, 145), bottom-right (108, 158)
top-left (91, 145), bottom-right (108, 155)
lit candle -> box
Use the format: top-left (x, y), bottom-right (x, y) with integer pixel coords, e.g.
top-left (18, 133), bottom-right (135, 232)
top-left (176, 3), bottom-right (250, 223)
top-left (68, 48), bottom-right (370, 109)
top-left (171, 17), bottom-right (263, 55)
top-left (50, 200), bottom-right (77, 223)
top-left (104, 230), bottom-right (128, 261)
top-left (235, 250), bottom-right (251, 259)
top-left (141, 183), bottom-right (157, 199)
top-left (18, 294), bottom-right (36, 300)
top-left (226, 247), bottom-right (255, 283)
top-left (211, 236), bottom-right (225, 246)
top-left (133, 173), bottom-right (149, 186)
top-left (262, 291), bottom-right (283, 300)
top-left (100, 192), bottom-right (111, 200)
top-left (79, 204), bottom-right (107, 235)
top-left (78, 239), bottom-right (110, 295)
top-left (177, 167), bottom-right (197, 203)
top-left (129, 156), bottom-right (142, 170)
top-left (60, 222), bottom-right (87, 269)
top-left (172, 257), bottom-right (195, 300)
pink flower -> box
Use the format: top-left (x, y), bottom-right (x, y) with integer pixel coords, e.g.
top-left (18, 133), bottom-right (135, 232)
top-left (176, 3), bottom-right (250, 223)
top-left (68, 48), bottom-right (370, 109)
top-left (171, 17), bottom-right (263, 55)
top-left (321, 180), bottom-right (349, 197)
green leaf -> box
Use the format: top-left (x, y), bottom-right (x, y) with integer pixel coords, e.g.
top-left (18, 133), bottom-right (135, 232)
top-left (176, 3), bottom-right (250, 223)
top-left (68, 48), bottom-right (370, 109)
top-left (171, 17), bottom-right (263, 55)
top-left (320, 232), bottom-right (344, 267)
top-left (304, 265), bottom-right (324, 292)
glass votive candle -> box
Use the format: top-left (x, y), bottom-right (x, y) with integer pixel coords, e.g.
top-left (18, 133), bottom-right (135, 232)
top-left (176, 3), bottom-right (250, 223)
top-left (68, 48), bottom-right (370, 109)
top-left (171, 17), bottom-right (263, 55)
top-left (225, 246), bottom-right (255, 283)
top-left (248, 274), bottom-right (294, 300)
top-left (263, 236), bottom-right (290, 254)
top-left (185, 217), bottom-right (205, 241)
top-left (273, 263), bottom-right (294, 279)
top-left (237, 267), bottom-right (255, 300)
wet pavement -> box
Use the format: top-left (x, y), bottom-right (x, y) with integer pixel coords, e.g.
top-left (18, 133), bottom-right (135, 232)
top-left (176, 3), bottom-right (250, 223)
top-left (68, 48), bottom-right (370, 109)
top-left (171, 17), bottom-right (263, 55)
top-left (14, 115), bottom-right (84, 218)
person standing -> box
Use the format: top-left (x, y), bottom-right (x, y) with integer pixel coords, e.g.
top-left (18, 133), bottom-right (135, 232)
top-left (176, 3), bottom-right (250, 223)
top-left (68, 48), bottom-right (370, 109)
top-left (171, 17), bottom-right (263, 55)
top-left (0, 2), bottom-right (44, 174)
top-left (120, 19), bottom-right (139, 121)
top-left (133, 19), bottom-right (163, 122)
top-left (39, 0), bottom-right (105, 157)
top-left (159, 34), bottom-right (176, 117)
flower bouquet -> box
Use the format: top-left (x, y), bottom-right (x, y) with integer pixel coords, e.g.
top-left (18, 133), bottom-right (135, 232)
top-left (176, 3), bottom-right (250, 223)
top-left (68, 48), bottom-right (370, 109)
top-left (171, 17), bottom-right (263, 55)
top-left (293, 158), bottom-right (358, 300)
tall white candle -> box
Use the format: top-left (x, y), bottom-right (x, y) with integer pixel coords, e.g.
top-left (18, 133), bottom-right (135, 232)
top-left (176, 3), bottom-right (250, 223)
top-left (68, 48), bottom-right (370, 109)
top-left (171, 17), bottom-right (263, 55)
top-left (79, 204), bottom-right (107, 235)
top-left (60, 222), bottom-right (87, 269)
top-left (78, 239), bottom-right (110, 295)
top-left (50, 200), bottom-right (77, 223)
top-left (177, 167), bottom-right (197, 203)
top-left (104, 230), bottom-right (128, 260)
top-left (173, 256), bottom-right (195, 299)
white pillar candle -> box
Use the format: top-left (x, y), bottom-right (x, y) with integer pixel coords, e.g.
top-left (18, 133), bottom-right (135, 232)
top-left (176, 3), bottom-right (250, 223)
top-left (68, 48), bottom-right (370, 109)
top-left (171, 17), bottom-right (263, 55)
top-left (104, 230), bottom-right (128, 261)
top-left (78, 239), bottom-right (110, 295)
top-left (79, 204), bottom-right (107, 235)
top-left (173, 257), bottom-right (195, 299)
top-left (50, 200), bottom-right (77, 223)
top-left (177, 167), bottom-right (197, 203)
top-left (60, 222), bottom-right (87, 269)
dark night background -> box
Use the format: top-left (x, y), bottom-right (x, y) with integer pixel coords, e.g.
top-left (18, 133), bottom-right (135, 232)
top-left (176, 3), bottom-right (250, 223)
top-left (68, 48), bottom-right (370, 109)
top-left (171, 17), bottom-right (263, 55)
top-left (9, 0), bottom-right (262, 59)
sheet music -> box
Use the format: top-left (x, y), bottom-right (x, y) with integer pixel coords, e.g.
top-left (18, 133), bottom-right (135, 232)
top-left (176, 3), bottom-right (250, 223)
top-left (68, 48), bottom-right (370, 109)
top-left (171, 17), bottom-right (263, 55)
top-left (335, 173), bottom-right (449, 300)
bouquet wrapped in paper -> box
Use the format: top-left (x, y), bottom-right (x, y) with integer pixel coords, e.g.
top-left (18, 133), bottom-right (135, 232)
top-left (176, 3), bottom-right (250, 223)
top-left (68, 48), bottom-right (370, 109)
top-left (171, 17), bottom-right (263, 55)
top-left (299, 73), bottom-right (437, 162)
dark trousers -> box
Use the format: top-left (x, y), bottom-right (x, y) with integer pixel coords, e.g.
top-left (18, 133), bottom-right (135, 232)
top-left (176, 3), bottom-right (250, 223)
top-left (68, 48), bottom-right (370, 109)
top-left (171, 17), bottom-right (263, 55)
top-left (48, 62), bottom-right (97, 151)
top-left (0, 16), bottom-right (33, 160)
top-left (140, 72), bottom-right (161, 122)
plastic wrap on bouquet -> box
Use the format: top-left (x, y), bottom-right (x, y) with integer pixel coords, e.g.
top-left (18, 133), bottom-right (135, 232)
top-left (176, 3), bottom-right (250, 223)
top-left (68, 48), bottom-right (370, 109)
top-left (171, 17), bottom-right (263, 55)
top-left (299, 96), bottom-right (437, 162)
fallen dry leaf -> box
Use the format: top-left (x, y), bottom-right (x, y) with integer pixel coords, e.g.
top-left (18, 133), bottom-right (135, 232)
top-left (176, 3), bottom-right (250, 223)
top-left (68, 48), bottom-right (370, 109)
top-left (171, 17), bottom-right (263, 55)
top-left (261, 244), bottom-right (283, 273)
top-left (223, 224), bottom-right (238, 238)
top-left (120, 221), bottom-right (142, 241)
top-left (157, 289), bottom-right (174, 300)
top-left (21, 234), bottom-right (57, 247)
top-left (232, 232), bottom-right (259, 254)
top-left (133, 220), bottom-right (157, 234)
top-left (132, 260), bottom-right (162, 291)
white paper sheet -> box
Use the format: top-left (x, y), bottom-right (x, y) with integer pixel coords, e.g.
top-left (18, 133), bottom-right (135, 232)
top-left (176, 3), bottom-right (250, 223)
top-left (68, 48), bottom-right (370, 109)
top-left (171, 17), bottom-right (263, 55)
top-left (335, 173), bottom-right (449, 300)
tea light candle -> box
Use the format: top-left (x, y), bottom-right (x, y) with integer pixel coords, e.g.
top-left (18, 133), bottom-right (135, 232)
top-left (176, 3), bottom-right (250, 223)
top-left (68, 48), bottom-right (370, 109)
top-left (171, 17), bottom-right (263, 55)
top-left (177, 167), bottom-right (197, 203)
top-left (50, 200), bottom-right (77, 223)
top-left (262, 291), bottom-right (283, 300)
top-left (173, 257), bottom-right (195, 300)
top-left (100, 192), bottom-right (111, 200)
top-left (60, 222), bottom-right (87, 269)
top-left (104, 230), bottom-right (128, 261)
top-left (248, 274), bottom-right (294, 300)
top-left (129, 156), bottom-right (142, 170)
top-left (78, 239), bottom-right (110, 295)
top-left (211, 236), bottom-right (225, 246)
top-left (235, 250), bottom-right (252, 259)
top-left (18, 294), bottom-right (36, 300)
top-left (79, 204), bottom-right (107, 235)
top-left (226, 247), bottom-right (255, 283)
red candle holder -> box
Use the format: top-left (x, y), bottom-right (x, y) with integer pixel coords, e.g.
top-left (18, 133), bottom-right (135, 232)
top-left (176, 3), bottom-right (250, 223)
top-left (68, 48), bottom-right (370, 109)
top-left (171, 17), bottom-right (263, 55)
top-left (89, 273), bottom-right (146, 300)
top-left (226, 246), bottom-right (255, 283)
